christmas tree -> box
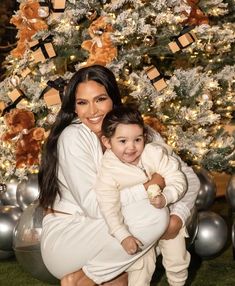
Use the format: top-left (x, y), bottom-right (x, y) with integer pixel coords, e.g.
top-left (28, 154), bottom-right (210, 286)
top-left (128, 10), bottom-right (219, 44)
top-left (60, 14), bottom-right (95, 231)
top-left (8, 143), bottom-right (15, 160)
top-left (0, 0), bottom-right (234, 184)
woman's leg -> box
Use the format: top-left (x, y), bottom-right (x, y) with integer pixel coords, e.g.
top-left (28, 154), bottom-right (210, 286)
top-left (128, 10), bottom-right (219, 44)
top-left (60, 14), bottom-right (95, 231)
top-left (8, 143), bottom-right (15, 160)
top-left (101, 272), bottom-right (128, 286)
top-left (61, 270), bottom-right (128, 286)
top-left (61, 269), bottom-right (97, 286)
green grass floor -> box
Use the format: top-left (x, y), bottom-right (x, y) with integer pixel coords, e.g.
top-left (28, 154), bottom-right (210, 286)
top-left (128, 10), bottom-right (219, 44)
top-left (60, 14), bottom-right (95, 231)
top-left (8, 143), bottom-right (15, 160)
top-left (1, 197), bottom-right (235, 286)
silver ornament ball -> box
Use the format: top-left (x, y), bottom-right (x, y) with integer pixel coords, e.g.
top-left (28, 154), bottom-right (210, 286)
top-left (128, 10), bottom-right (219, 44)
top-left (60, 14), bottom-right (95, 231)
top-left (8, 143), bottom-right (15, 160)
top-left (226, 174), bottom-right (235, 210)
top-left (0, 178), bottom-right (19, 206)
top-left (194, 211), bottom-right (228, 258)
top-left (0, 249), bottom-right (14, 260)
top-left (232, 221), bottom-right (235, 249)
top-left (16, 174), bottom-right (39, 210)
top-left (13, 201), bottom-right (58, 284)
top-left (186, 206), bottom-right (199, 249)
top-left (194, 167), bottom-right (216, 211)
top-left (0, 205), bottom-right (22, 251)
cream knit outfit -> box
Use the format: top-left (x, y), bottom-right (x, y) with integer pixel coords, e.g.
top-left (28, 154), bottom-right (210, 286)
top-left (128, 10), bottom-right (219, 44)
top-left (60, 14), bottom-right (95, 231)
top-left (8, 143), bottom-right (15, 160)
top-left (95, 143), bottom-right (187, 243)
top-left (40, 121), bottom-right (200, 285)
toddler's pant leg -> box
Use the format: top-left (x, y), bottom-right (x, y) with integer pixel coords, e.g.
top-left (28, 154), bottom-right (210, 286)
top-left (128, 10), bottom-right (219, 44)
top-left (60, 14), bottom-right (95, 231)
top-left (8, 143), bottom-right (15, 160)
top-left (158, 227), bottom-right (190, 286)
top-left (127, 247), bottom-right (156, 286)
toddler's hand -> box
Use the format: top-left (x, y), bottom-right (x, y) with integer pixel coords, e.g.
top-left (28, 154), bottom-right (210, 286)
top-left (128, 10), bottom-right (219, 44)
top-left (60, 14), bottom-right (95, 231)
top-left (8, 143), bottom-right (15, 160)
top-left (150, 194), bottom-right (166, 209)
top-left (121, 236), bottom-right (143, 255)
top-left (147, 184), bottom-right (161, 199)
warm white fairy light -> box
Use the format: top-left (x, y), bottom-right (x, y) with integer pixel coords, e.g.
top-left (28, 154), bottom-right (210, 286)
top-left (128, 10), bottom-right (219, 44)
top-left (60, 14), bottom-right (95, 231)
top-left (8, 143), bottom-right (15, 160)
top-left (70, 55), bottom-right (76, 60)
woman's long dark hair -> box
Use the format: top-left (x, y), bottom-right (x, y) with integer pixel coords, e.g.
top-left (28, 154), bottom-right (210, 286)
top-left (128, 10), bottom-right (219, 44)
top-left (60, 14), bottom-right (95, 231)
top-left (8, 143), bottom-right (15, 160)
top-left (38, 65), bottom-right (122, 209)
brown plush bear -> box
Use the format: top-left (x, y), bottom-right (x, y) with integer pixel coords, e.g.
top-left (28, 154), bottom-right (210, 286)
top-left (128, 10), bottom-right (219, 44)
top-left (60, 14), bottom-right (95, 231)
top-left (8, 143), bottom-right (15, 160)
top-left (2, 108), bottom-right (45, 168)
top-left (81, 16), bottom-right (117, 66)
top-left (143, 116), bottom-right (167, 137)
top-left (10, 0), bottom-right (48, 58)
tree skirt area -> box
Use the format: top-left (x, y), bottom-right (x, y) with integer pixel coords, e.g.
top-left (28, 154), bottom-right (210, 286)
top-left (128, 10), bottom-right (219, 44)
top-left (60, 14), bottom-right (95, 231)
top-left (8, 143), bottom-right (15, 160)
top-left (1, 197), bottom-right (235, 286)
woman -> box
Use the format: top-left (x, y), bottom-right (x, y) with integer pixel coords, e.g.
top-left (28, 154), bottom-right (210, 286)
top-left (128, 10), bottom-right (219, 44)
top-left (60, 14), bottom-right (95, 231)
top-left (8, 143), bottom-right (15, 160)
top-left (39, 65), bottom-right (170, 286)
top-left (38, 65), bottom-right (200, 286)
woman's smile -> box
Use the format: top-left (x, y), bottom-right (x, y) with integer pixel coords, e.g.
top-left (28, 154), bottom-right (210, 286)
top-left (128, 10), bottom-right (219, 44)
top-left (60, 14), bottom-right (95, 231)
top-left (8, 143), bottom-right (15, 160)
top-left (87, 115), bottom-right (104, 124)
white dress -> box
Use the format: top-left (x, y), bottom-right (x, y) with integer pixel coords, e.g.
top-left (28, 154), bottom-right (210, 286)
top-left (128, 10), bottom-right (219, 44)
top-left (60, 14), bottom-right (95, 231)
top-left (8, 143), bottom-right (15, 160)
top-left (40, 122), bottom-right (169, 284)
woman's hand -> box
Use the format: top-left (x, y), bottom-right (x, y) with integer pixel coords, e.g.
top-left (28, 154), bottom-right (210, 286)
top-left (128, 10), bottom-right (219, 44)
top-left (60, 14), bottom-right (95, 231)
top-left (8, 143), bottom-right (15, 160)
top-left (121, 236), bottom-right (143, 255)
top-left (160, 214), bottom-right (183, 240)
top-left (144, 173), bottom-right (165, 191)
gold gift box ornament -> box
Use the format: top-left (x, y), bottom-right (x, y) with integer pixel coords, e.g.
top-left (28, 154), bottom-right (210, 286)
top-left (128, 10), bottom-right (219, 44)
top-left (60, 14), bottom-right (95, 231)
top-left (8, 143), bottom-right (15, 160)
top-left (168, 25), bottom-right (197, 53)
top-left (29, 36), bottom-right (56, 63)
top-left (41, 77), bottom-right (66, 107)
top-left (21, 67), bottom-right (31, 78)
top-left (51, 0), bottom-right (66, 12)
top-left (2, 89), bottom-right (27, 116)
top-left (144, 65), bottom-right (167, 92)
top-left (0, 101), bottom-right (6, 116)
top-left (39, 0), bottom-right (66, 18)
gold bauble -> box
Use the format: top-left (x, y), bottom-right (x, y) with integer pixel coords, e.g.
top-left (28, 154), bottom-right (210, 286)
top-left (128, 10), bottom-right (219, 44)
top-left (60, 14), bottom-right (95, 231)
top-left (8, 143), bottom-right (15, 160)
top-left (144, 35), bottom-right (155, 47)
top-left (205, 44), bottom-right (215, 54)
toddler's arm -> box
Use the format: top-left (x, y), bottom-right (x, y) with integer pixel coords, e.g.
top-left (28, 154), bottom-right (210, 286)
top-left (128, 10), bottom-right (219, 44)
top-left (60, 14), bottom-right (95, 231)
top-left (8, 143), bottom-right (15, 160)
top-left (121, 236), bottom-right (143, 255)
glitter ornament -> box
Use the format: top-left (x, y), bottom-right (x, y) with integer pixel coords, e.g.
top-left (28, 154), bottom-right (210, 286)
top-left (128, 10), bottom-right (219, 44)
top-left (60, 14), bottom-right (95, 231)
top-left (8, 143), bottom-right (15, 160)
top-left (10, 75), bottom-right (20, 87)
top-left (205, 43), bottom-right (215, 54)
top-left (38, 7), bottom-right (50, 18)
top-left (144, 35), bottom-right (155, 47)
top-left (86, 9), bottom-right (97, 21)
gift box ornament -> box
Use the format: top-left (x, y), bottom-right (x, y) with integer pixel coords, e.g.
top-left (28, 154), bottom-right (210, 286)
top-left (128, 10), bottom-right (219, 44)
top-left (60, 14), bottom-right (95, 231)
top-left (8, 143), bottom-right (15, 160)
top-left (2, 89), bottom-right (27, 116)
top-left (144, 65), bottom-right (167, 92)
top-left (29, 36), bottom-right (56, 63)
top-left (44, 88), bottom-right (61, 106)
top-left (38, 0), bottom-right (66, 16)
top-left (168, 26), bottom-right (197, 53)
top-left (0, 101), bottom-right (6, 116)
top-left (21, 67), bottom-right (31, 78)
top-left (52, 0), bottom-right (66, 12)
top-left (41, 77), bottom-right (66, 107)
top-left (8, 88), bottom-right (23, 102)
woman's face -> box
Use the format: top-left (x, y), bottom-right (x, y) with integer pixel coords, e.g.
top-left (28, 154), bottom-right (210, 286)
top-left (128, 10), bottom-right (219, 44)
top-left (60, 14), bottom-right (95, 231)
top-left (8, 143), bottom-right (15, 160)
top-left (75, 80), bottom-right (113, 136)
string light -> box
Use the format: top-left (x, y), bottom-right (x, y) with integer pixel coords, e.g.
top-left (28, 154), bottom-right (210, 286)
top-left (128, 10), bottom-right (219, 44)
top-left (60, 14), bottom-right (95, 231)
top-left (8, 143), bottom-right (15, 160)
top-left (70, 55), bottom-right (76, 61)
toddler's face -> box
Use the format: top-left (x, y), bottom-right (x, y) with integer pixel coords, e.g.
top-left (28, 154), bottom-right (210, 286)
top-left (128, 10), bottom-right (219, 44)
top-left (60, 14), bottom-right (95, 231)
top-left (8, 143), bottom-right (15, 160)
top-left (106, 123), bottom-right (145, 165)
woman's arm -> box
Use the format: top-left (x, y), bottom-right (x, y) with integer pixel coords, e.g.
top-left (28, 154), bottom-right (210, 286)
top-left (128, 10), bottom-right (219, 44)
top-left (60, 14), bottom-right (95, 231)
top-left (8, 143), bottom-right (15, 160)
top-left (150, 130), bottom-right (200, 226)
top-left (57, 125), bottom-right (103, 218)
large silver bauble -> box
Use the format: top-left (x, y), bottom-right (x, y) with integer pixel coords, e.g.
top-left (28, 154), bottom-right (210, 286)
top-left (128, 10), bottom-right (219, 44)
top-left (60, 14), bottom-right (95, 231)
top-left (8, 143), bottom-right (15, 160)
top-left (13, 201), bottom-right (58, 284)
top-left (194, 211), bottom-right (228, 258)
top-left (0, 249), bottom-right (14, 260)
top-left (194, 167), bottom-right (217, 211)
top-left (226, 174), bottom-right (235, 210)
top-left (0, 178), bottom-right (19, 206)
top-left (0, 205), bottom-right (22, 251)
top-left (186, 207), bottom-right (199, 249)
top-left (16, 174), bottom-right (39, 210)
top-left (232, 221), bottom-right (235, 249)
